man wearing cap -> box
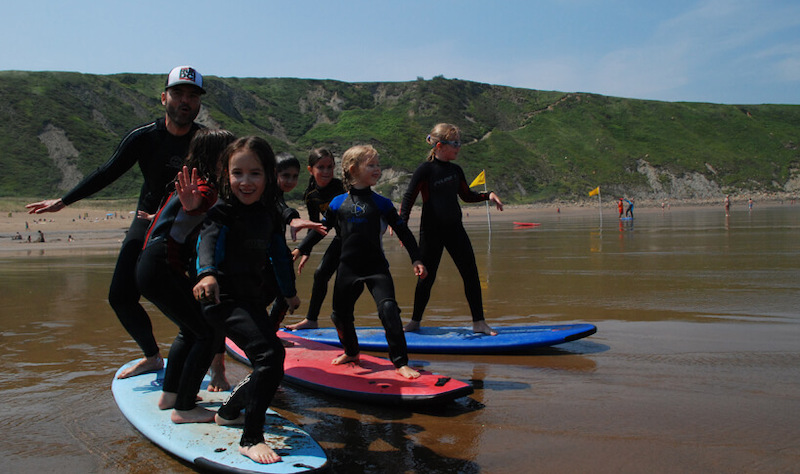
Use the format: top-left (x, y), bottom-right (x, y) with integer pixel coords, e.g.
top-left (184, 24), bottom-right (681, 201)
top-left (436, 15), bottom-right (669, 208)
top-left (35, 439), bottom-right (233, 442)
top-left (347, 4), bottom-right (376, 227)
top-left (27, 66), bottom-right (206, 379)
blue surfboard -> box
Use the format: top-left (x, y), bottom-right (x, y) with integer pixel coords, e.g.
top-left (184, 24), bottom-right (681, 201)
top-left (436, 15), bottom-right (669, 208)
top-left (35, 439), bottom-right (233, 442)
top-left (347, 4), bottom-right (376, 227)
top-left (288, 324), bottom-right (597, 355)
top-left (111, 359), bottom-right (328, 473)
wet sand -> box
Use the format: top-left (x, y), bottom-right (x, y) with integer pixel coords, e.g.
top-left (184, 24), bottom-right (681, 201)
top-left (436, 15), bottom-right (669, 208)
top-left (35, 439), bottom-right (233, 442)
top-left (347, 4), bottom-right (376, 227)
top-left (1, 201), bottom-right (799, 472)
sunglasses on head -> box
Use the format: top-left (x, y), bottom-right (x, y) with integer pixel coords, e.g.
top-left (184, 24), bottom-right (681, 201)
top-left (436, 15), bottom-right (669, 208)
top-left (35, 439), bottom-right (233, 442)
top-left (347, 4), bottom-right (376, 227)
top-left (439, 139), bottom-right (461, 148)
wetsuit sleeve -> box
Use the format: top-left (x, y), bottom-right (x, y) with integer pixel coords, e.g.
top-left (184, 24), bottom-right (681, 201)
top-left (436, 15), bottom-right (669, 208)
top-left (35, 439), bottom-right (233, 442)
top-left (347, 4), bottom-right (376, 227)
top-left (381, 196), bottom-right (422, 263)
top-left (278, 194), bottom-right (300, 226)
top-left (400, 164), bottom-right (426, 223)
top-left (61, 124), bottom-right (148, 206)
top-left (295, 210), bottom-right (333, 255)
top-left (268, 231), bottom-right (297, 298)
top-left (195, 213), bottom-right (226, 281)
top-left (456, 166), bottom-right (489, 204)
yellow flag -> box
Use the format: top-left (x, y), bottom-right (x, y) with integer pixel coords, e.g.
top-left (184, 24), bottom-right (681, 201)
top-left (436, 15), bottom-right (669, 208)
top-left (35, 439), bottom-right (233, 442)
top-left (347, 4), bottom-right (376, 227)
top-left (589, 186), bottom-right (600, 197)
top-left (469, 170), bottom-right (486, 188)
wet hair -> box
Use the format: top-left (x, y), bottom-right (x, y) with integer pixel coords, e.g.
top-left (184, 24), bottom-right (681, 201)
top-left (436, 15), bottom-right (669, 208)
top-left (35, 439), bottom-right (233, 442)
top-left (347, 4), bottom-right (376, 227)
top-left (425, 123), bottom-right (461, 162)
top-left (217, 136), bottom-right (277, 207)
top-left (184, 129), bottom-right (236, 183)
top-left (276, 152), bottom-right (301, 173)
top-left (306, 147), bottom-right (335, 190)
top-left (341, 145), bottom-right (378, 191)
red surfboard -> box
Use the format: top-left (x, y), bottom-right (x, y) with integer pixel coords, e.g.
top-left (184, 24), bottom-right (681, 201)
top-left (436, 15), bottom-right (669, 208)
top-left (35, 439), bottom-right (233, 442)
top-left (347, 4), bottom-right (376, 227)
top-left (226, 332), bottom-right (473, 406)
top-left (513, 221), bottom-right (541, 227)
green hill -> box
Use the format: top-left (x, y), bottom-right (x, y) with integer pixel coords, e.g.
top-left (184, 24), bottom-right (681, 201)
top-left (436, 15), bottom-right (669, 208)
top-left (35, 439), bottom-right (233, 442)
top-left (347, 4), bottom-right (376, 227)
top-left (1, 71), bottom-right (798, 204)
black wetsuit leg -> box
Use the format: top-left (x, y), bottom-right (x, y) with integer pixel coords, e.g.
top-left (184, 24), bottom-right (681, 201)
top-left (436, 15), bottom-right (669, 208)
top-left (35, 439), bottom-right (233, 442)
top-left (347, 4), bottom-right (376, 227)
top-left (109, 217), bottom-right (159, 357)
top-left (444, 224), bottom-right (485, 322)
top-left (137, 242), bottom-right (217, 411)
top-left (204, 300), bottom-right (285, 447)
top-left (411, 226), bottom-right (446, 322)
top-left (305, 236), bottom-right (341, 322)
top-left (332, 265), bottom-right (409, 368)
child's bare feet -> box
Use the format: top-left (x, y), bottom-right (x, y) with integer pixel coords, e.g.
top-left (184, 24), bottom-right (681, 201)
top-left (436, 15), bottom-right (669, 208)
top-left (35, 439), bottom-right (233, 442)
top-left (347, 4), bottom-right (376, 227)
top-left (171, 406), bottom-right (216, 424)
top-left (403, 320), bottom-right (420, 332)
top-left (117, 354), bottom-right (164, 379)
top-left (208, 353), bottom-right (230, 392)
top-left (285, 318), bottom-right (318, 330)
top-left (215, 412), bottom-right (245, 426)
top-left (396, 365), bottom-right (420, 379)
top-left (473, 320), bottom-right (498, 336)
top-left (240, 442), bottom-right (282, 464)
top-left (158, 391), bottom-right (177, 410)
top-left (331, 353), bottom-right (359, 365)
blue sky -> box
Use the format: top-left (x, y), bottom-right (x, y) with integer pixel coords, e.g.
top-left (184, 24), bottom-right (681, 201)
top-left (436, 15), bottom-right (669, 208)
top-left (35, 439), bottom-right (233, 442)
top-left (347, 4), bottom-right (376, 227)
top-left (3, 0), bottom-right (799, 104)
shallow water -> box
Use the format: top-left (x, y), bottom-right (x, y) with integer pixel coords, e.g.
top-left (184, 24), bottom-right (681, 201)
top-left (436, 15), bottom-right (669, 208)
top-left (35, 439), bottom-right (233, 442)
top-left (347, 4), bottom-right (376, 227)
top-left (1, 205), bottom-right (799, 473)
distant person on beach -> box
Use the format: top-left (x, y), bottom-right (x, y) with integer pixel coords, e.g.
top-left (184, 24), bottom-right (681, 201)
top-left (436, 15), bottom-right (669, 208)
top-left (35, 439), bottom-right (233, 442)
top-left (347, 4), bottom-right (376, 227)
top-left (137, 129), bottom-right (235, 423)
top-left (618, 198), bottom-right (624, 218)
top-left (400, 123), bottom-right (503, 336)
top-left (36, 230), bottom-right (45, 243)
top-left (625, 199), bottom-right (634, 218)
top-left (749, 198), bottom-right (754, 211)
top-left (26, 65), bottom-right (206, 379)
top-left (725, 195), bottom-right (731, 216)
top-left (286, 148), bottom-right (345, 330)
top-left (193, 136), bottom-right (299, 464)
top-left (294, 145), bottom-right (426, 379)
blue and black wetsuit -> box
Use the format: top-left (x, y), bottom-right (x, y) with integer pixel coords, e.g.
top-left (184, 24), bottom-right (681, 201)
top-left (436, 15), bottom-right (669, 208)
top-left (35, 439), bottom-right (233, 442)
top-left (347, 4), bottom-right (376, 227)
top-left (61, 117), bottom-right (201, 358)
top-left (400, 158), bottom-right (490, 324)
top-left (301, 187), bottom-right (421, 368)
top-left (296, 178), bottom-right (345, 322)
top-left (137, 185), bottom-right (218, 411)
top-left (195, 198), bottom-right (296, 448)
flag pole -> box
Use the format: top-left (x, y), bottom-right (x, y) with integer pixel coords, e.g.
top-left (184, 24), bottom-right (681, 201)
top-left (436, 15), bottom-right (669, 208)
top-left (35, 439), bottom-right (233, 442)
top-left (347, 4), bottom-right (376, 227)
top-left (598, 188), bottom-right (603, 228)
top-left (484, 177), bottom-right (492, 250)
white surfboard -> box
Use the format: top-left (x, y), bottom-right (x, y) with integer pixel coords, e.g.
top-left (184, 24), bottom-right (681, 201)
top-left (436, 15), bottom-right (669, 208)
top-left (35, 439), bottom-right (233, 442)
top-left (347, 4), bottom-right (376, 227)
top-left (111, 359), bottom-right (328, 473)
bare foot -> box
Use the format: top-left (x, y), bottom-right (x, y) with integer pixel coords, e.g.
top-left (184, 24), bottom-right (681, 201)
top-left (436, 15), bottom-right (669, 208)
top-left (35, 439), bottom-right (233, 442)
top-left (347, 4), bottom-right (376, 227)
top-left (171, 406), bottom-right (216, 424)
top-left (240, 442), bottom-right (282, 464)
top-left (285, 318), bottom-right (318, 330)
top-left (473, 320), bottom-right (498, 336)
top-left (117, 354), bottom-right (164, 379)
top-left (158, 391), bottom-right (177, 410)
top-left (396, 365), bottom-right (421, 379)
top-left (215, 412), bottom-right (245, 426)
top-left (403, 320), bottom-right (420, 332)
top-left (208, 353), bottom-right (230, 392)
top-left (331, 353), bottom-right (359, 365)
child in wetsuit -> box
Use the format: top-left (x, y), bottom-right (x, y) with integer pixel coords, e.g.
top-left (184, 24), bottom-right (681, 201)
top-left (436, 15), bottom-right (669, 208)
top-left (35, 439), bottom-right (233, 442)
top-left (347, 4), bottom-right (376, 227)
top-left (297, 145), bottom-right (427, 379)
top-left (193, 136), bottom-right (299, 465)
top-left (400, 123), bottom-right (504, 336)
top-left (286, 148), bottom-right (345, 330)
top-left (137, 129), bottom-right (236, 423)
top-left (267, 154), bottom-right (326, 329)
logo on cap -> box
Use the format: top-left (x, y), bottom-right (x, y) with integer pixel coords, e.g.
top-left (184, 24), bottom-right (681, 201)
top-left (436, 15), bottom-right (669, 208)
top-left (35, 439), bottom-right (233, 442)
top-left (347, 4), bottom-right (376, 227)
top-left (179, 67), bottom-right (196, 83)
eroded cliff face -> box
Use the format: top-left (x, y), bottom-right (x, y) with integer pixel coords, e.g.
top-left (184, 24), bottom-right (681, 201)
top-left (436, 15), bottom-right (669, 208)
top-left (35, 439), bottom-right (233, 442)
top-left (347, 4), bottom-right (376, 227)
top-left (38, 123), bottom-right (83, 192)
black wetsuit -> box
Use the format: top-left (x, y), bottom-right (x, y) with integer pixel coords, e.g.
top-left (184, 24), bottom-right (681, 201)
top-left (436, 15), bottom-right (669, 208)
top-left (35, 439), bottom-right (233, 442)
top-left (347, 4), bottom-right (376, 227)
top-left (297, 178), bottom-right (345, 321)
top-left (61, 117), bottom-right (201, 358)
top-left (137, 187), bottom-right (219, 411)
top-left (300, 187), bottom-right (421, 368)
top-left (195, 198), bottom-right (296, 447)
top-left (400, 159), bottom-right (490, 324)
top-left (266, 190), bottom-right (301, 327)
